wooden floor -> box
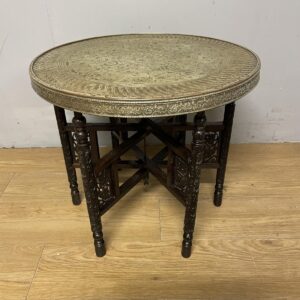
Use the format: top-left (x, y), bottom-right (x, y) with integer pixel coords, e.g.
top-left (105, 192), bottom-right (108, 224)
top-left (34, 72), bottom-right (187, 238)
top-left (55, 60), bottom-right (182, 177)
top-left (0, 144), bottom-right (299, 300)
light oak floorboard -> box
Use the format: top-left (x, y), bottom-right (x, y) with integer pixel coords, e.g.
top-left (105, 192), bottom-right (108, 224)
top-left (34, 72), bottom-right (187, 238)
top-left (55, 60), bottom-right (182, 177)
top-left (0, 144), bottom-right (299, 299)
top-left (0, 243), bottom-right (43, 300)
top-left (26, 240), bottom-right (300, 300)
top-left (0, 172), bottom-right (14, 196)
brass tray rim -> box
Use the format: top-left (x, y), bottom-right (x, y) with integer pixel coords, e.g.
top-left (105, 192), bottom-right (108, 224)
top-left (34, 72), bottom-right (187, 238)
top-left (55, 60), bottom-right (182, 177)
top-left (29, 33), bottom-right (261, 117)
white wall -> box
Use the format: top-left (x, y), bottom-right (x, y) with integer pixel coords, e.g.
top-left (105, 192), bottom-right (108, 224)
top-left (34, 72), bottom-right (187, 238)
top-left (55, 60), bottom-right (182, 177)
top-left (0, 0), bottom-right (299, 147)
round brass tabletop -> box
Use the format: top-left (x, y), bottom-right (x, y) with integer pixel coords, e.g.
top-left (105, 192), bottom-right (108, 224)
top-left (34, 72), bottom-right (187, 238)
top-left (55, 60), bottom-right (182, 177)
top-left (30, 34), bottom-right (260, 117)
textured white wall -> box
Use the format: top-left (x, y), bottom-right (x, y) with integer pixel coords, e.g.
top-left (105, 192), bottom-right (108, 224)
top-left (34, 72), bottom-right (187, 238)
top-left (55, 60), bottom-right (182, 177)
top-left (0, 0), bottom-right (299, 147)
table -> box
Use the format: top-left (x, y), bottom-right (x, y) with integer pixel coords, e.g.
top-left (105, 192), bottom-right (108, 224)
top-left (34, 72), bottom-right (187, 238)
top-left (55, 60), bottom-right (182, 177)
top-left (30, 34), bottom-right (260, 258)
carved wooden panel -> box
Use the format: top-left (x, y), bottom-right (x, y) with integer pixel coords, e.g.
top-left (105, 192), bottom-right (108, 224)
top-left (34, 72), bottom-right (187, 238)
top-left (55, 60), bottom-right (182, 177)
top-left (96, 167), bottom-right (115, 210)
top-left (203, 132), bottom-right (221, 164)
top-left (173, 131), bottom-right (220, 198)
top-left (173, 156), bottom-right (188, 197)
top-left (69, 131), bottom-right (79, 164)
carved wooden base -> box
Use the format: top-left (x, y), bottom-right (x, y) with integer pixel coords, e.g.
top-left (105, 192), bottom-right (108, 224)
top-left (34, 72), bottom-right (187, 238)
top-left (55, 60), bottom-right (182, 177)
top-left (182, 112), bottom-right (206, 258)
top-left (72, 112), bottom-right (106, 257)
top-left (54, 103), bottom-right (235, 258)
top-left (54, 106), bottom-right (81, 205)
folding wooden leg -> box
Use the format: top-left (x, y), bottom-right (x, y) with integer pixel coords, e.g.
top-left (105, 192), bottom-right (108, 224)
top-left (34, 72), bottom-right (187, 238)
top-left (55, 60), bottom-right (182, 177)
top-left (167, 114), bottom-right (187, 186)
top-left (57, 109), bottom-right (231, 258)
top-left (73, 112), bottom-right (106, 257)
top-left (174, 114), bottom-right (187, 144)
top-left (214, 102), bottom-right (235, 207)
top-left (54, 106), bottom-right (81, 205)
top-left (182, 112), bottom-right (206, 258)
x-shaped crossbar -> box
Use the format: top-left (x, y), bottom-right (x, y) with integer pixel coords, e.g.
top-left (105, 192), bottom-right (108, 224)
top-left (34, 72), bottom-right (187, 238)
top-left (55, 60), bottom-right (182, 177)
top-left (54, 102), bottom-right (235, 258)
top-left (93, 118), bottom-right (191, 213)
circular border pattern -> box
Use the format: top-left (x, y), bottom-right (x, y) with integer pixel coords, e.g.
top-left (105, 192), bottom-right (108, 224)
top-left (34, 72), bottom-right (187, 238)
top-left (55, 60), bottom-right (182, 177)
top-left (30, 34), bottom-right (260, 117)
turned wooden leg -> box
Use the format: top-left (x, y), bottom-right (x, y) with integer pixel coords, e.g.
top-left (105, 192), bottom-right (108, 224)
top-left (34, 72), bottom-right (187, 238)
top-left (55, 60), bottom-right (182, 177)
top-left (54, 106), bottom-right (81, 205)
top-left (214, 102), bottom-right (235, 207)
top-left (73, 112), bottom-right (106, 257)
top-left (167, 115), bottom-right (187, 187)
top-left (182, 112), bottom-right (206, 258)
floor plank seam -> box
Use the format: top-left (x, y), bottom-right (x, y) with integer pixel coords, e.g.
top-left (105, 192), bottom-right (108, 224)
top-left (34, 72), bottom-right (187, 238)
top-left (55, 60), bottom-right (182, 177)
top-left (0, 172), bottom-right (16, 197)
top-left (0, 146), bottom-right (299, 298)
top-left (25, 244), bottom-right (45, 300)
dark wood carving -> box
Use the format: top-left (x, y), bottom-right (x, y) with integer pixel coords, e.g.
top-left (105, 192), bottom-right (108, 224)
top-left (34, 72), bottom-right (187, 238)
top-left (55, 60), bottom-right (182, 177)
top-left (214, 102), bottom-right (235, 207)
top-left (182, 112), bottom-right (206, 258)
top-left (167, 115), bottom-right (187, 187)
top-left (203, 132), bottom-right (220, 164)
top-left (96, 167), bottom-right (115, 210)
top-left (54, 106), bottom-right (81, 205)
top-left (73, 112), bottom-right (106, 257)
top-left (54, 104), bottom-right (235, 258)
top-left (173, 156), bottom-right (188, 196)
top-left (69, 131), bottom-right (79, 164)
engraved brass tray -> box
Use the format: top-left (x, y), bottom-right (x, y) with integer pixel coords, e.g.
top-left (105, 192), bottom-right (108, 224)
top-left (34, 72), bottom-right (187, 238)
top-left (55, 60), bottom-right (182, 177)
top-left (30, 34), bottom-right (260, 117)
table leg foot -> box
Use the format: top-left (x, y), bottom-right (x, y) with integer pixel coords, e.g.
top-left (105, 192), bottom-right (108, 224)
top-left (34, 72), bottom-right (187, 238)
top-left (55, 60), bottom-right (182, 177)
top-left (214, 183), bottom-right (223, 207)
top-left (95, 240), bottom-right (106, 257)
top-left (181, 240), bottom-right (192, 258)
top-left (71, 190), bottom-right (81, 205)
